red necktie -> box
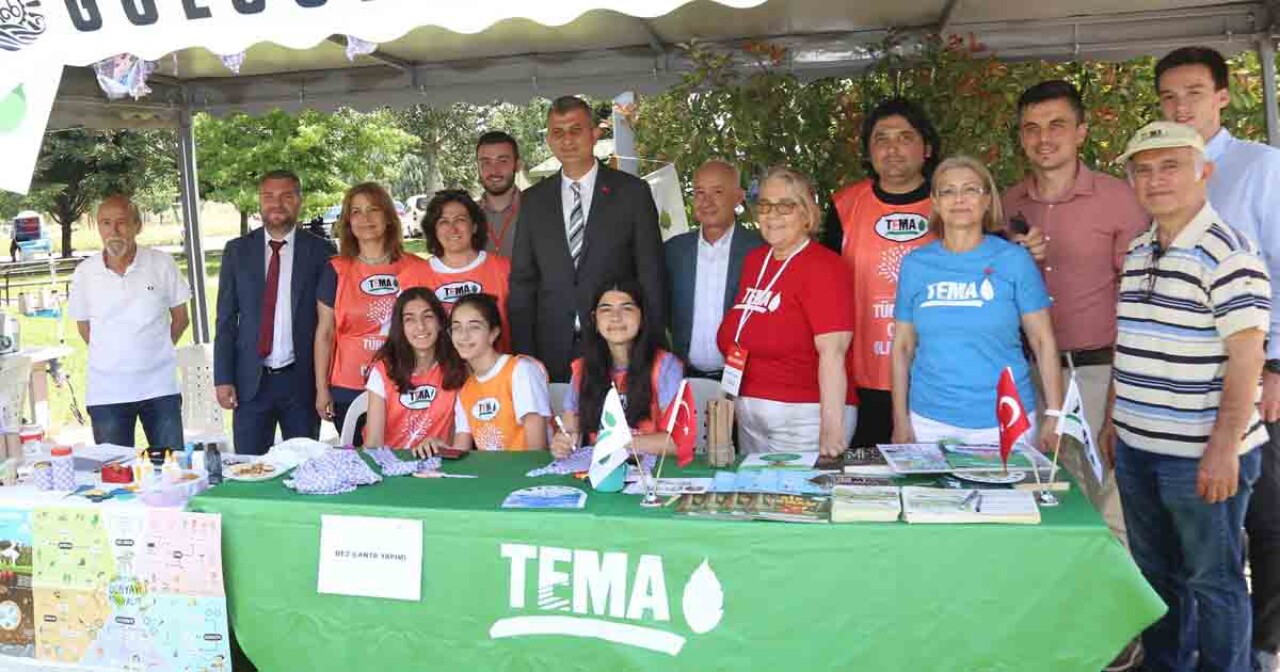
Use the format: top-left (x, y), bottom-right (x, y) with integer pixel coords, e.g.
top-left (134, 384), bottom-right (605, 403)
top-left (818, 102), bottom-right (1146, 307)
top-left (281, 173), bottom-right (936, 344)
top-left (257, 239), bottom-right (286, 359)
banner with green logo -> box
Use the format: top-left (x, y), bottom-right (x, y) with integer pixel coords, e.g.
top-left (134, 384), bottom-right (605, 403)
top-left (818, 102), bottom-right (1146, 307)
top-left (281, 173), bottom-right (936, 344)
top-left (190, 452), bottom-right (1163, 671)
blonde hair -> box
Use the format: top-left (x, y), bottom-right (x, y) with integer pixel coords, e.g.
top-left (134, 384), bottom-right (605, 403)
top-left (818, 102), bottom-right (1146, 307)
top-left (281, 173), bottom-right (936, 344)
top-left (928, 156), bottom-right (1004, 239)
top-left (336, 182), bottom-right (405, 260)
top-left (758, 165), bottom-right (821, 235)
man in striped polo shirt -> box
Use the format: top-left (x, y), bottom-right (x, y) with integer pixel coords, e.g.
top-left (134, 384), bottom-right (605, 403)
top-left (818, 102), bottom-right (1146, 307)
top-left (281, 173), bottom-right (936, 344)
top-left (1102, 121), bottom-right (1271, 672)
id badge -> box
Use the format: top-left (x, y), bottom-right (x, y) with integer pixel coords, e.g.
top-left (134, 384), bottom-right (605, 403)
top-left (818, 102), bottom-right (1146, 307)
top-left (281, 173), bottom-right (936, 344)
top-left (720, 345), bottom-right (749, 397)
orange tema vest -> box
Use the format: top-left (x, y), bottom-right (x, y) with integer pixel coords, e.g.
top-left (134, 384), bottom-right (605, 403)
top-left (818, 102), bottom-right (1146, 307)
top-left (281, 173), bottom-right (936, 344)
top-left (569, 350), bottom-right (669, 436)
top-left (832, 180), bottom-right (934, 391)
top-left (365, 360), bottom-right (457, 449)
top-left (458, 355), bottom-right (545, 451)
top-left (329, 255), bottom-right (433, 390)
top-left (424, 253), bottom-right (512, 352)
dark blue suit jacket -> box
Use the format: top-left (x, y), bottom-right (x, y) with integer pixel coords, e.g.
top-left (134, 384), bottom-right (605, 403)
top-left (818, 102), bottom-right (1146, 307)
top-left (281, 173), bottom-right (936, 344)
top-left (213, 226), bottom-right (335, 403)
top-left (663, 224), bottom-right (763, 366)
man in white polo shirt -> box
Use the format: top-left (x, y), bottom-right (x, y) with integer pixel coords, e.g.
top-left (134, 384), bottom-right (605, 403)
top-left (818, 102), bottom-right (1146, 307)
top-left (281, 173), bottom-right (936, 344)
top-left (69, 195), bottom-right (190, 449)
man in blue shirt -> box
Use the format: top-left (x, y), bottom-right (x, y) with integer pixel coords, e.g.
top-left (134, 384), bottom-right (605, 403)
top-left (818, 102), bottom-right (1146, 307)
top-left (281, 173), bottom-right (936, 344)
top-left (1157, 45), bottom-right (1280, 672)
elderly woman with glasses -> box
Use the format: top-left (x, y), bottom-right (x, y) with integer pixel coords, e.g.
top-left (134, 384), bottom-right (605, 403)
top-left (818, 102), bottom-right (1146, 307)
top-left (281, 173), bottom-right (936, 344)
top-left (891, 155), bottom-right (1062, 449)
top-left (716, 166), bottom-right (858, 456)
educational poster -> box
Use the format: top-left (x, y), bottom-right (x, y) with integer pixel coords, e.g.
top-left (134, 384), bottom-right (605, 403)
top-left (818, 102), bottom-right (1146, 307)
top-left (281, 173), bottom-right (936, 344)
top-left (0, 508), bottom-right (34, 657)
top-left (18, 507), bottom-right (231, 670)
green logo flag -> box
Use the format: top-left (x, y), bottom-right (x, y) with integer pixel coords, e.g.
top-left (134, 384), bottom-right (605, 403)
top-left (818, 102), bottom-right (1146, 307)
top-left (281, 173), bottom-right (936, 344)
top-left (1057, 373), bottom-right (1104, 484)
top-left (589, 385), bottom-right (632, 487)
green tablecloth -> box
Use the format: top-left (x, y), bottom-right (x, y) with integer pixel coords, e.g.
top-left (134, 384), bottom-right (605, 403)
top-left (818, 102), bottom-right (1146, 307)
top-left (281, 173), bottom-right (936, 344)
top-left (189, 452), bottom-right (1164, 672)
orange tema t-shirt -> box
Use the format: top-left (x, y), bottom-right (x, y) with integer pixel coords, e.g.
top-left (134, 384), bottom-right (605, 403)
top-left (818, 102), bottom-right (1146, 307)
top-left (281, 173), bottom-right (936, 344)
top-left (831, 180), bottom-right (934, 391)
top-left (456, 355), bottom-right (549, 451)
top-left (364, 359), bottom-right (457, 449)
top-left (424, 252), bottom-right (512, 352)
top-left (328, 254), bottom-right (433, 390)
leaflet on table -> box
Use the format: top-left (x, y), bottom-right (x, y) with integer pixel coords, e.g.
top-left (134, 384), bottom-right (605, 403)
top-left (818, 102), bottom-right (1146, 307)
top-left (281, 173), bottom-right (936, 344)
top-left (710, 470), bottom-right (828, 495)
top-left (831, 485), bottom-right (903, 523)
top-left (900, 487), bottom-right (1041, 524)
top-left (738, 451), bottom-right (820, 470)
top-left (17, 506), bottom-right (231, 669)
top-left (501, 486), bottom-right (588, 509)
top-left (622, 478), bottom-right (713, 496)
top-left (878, 444), bottom-right (952, 473)
top-left (939, 444), bottom-right (1050, 472)
top-left (674, 491), bottom-right (830, 523)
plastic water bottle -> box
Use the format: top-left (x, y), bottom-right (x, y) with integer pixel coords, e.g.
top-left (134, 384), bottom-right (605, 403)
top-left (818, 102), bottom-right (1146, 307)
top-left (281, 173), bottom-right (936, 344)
top-left (50, 446), bottom-right (75, 491)
top-left (204, 444), bottom-right (223, 485)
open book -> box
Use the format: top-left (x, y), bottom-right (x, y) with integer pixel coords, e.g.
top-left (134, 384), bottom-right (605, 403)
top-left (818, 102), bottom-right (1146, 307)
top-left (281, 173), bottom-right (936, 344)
top-left (900, 486), bottom-right (1041, 524)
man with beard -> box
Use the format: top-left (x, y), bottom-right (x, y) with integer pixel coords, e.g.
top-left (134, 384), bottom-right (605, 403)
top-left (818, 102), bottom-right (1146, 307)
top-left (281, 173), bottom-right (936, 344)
top-left (214, 170), bottom-right (336, 455)
top-left (476, 131), bottom-right (523, 258)
top-left (821, 98), bottom-right (941, 447)
top-left (69, 195), bottom-right (190, 449)
top-left (1003, 80), bottom-right (1147, 547)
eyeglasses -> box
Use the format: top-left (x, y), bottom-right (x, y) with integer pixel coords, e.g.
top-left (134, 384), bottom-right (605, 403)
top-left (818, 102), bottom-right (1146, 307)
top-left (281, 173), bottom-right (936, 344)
top-left (935, 185), bottom-right (988, 200)
top-left (754, 200), bottom-right (801, 215)
top-left (1143, 243), bottom-right (1165, 299)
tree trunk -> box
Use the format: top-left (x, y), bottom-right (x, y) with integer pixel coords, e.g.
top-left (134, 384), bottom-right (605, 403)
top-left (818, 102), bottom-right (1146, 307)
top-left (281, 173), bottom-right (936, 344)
top-left (239, 209), bottom-right (249, 236)
top-left (56, 205), bottom-right (76, 259)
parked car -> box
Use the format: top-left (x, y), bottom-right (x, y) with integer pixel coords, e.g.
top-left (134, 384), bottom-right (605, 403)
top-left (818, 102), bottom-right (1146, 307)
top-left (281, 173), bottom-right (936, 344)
top-left (394, 199), bottom-right (419, 239)
top-left (407, 193), bottom-right (433, 231)
top-left (9, 211), bottom-right (51, 261)
top-left (322, 205), bottom-right (343, 238)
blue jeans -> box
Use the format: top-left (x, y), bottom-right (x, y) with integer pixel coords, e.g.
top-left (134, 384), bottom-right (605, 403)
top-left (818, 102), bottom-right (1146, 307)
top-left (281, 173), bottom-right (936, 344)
top-left (1115, 438), bottom-right (1261, 672)
top-left (86, 393), bottom-right (184, 449)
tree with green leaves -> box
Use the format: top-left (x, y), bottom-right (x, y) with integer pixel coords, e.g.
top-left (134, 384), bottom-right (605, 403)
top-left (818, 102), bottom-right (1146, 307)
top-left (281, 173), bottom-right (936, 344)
top-left (195, 108), bottom-right (418, 234)
top-left (23, 128), bottom-right (177, 257)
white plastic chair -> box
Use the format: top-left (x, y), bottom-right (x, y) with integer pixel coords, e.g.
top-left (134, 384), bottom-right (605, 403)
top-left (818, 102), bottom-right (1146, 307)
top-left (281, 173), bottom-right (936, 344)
top-left (0, 355), bottom-right (33, 434)
top-left (340, 391), bottom-right (370, 446)
top-left (685, 377), bottom-right (726, 454)
top-left (175, 344), bottom-right (230, 451)
top-left (549, 382), bottom-right (571, 419)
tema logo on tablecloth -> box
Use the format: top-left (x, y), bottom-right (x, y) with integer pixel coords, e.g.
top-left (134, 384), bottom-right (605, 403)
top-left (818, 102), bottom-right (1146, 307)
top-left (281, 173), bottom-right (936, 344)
top-left (0, 0), bottom-right (45, 52)
top-left (489, 544), bottom-right (724, 656)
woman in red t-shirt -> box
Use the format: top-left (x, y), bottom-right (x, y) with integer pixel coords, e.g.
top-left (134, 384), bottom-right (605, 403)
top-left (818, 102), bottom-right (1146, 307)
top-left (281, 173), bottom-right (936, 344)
top-left (363, 287), bottom-right (468, 454)
top-left (315, 183), bottom-right (432, 436)
top-left (420, 190), bottom-right (512, 352)
top-left (716, 166), bottom-right (858, 456)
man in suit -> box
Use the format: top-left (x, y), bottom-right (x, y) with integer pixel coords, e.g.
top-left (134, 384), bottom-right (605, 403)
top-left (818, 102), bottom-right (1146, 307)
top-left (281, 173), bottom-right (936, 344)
top-left (509, 95), bottom-right (666, 382)
top-left (214, 170), bottom-right (336, 455)
top-left (664, 160), bottom-right (763, 379)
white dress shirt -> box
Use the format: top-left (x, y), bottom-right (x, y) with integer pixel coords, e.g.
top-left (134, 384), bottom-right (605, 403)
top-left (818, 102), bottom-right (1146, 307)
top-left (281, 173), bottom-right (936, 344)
top-left (560, 161), bottom-right (599, 239)
top-left (263, 226), bottom-right (297, 368)
top-left (688, 224), bottom-right (735, 372)
top-left (68, 246), bottom-right (191, 406)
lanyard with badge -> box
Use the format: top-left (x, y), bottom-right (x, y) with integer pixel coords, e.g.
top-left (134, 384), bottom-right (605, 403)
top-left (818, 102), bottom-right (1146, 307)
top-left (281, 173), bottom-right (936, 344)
top-left (721, 239), bottom-right (809, 397)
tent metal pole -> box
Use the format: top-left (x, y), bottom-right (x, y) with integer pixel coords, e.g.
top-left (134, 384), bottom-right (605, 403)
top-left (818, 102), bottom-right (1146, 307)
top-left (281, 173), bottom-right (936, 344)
top-left (1262, 36), bottom-right (1279, 148)
top-left (176, 104), bottom-right (211, 344)
top-left (612, 91), bottom-right (638, 175)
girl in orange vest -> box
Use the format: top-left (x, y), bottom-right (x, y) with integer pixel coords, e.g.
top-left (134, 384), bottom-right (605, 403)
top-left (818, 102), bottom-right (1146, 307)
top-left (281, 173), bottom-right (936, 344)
top-left (315, 183), bottom-right (433, 438)
top-left (442, 293), bottom-right (550, 452)
top-left (550, 280), bottom-right (685, 459)
top-left (363, 287), bottom-right (467, 455)
top-left (419, 190), bottom-right (513, 352)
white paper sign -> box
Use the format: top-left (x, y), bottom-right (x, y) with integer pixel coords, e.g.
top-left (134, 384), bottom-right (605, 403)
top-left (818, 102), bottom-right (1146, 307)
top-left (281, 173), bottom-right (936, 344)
top-left (317, 514), bottom-right (423, 601)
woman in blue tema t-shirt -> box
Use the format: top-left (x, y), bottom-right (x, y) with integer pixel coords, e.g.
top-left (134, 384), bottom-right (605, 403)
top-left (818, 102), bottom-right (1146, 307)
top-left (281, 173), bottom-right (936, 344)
top-left (889, 156), bottom-right (1063, 449)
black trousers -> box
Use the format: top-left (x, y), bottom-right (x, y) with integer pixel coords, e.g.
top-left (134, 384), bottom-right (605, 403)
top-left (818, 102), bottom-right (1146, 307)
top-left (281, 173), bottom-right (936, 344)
top-left (1248, 423), bottom-right (1280, 654)
top-left (849, 388), bottom-right (892, 448)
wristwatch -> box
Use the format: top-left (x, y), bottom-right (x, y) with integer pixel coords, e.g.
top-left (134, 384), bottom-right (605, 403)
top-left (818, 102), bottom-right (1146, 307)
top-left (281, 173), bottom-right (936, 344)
top-left (1266, 359), bottom-right (1280, 375)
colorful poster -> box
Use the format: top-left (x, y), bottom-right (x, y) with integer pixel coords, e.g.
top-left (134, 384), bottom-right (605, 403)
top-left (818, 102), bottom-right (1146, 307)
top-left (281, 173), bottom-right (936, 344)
top-left (0, 508), bottom-right (34, 658)
top-left (17, 507), bottom-right (231, 670)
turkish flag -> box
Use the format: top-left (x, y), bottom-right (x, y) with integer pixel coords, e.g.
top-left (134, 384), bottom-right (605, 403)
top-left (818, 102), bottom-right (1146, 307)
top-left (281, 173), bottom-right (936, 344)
top-left (661, 380), bottom-right (698, 467)
top-left (996, 366), bottom-right (1031, 468)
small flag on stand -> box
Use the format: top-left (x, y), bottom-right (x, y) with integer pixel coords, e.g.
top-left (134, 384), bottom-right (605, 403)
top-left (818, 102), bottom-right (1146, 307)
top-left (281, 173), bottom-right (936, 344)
top-left (1057, 373), bottom-right (1104, 484)
top-left (996, 366), bottom-right (1031, 470)
top-left (661, 380), bottom-right (698, 467)
top-left (588, 385), bottom-right (632, 488)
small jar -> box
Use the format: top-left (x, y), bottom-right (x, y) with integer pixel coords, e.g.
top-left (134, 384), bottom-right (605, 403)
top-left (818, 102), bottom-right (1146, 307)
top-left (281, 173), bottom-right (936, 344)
top-left (50, 446), bottom-right (75, 491)
top-left (32, 462), bottom-right (53, 491)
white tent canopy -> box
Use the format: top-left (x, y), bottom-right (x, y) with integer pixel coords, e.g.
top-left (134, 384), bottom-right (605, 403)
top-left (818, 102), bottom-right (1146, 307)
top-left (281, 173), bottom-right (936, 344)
top-left (0, 0), bottom-right (1274, 342)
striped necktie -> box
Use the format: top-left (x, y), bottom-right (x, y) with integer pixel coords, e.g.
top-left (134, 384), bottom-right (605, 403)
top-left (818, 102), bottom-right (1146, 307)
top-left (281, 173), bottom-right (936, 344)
top-left (568, 181), bottom-right (585, 267)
